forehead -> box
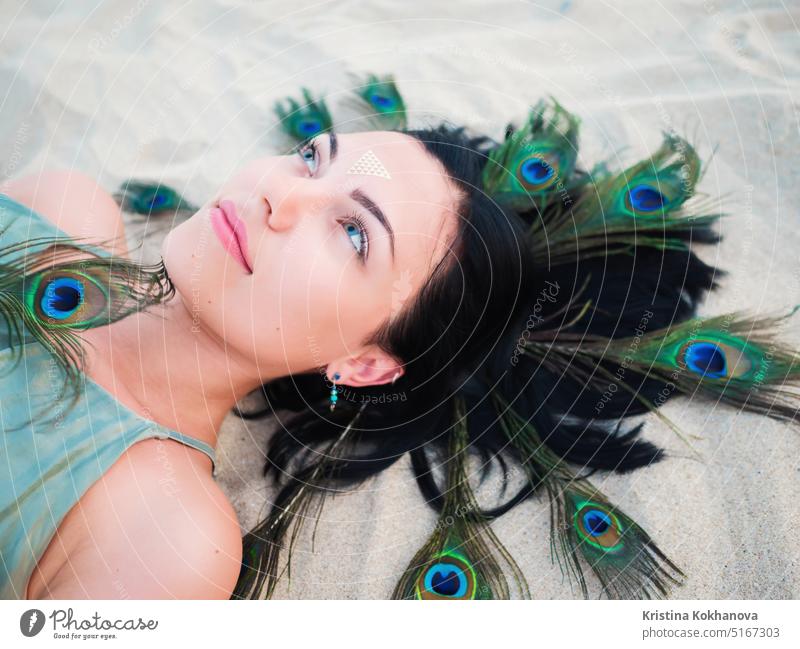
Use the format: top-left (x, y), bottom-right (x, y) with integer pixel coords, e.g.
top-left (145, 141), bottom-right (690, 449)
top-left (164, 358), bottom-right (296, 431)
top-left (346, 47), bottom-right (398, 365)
top-left (333, 130), bottom-right (461, 269)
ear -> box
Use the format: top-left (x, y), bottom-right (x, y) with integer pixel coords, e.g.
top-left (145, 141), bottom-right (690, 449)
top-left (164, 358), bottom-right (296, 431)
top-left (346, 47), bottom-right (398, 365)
top-left (328, 346), bottom-right (404, 387)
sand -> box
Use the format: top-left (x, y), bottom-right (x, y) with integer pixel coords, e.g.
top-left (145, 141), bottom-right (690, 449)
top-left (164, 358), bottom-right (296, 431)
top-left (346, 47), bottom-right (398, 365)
top-left (1, 0), bottom-right (798, 598)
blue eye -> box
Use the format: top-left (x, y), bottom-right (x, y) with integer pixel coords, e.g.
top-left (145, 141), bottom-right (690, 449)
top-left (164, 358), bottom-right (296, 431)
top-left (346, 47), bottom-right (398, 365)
top-left (342, 215), bottom-right (369, 263)
top-left (298, 139), bottom-right (319, 174)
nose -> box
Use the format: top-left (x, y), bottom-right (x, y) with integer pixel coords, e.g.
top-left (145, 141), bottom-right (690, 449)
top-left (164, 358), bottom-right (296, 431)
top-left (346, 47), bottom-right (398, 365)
top-left (266, 175), bottom-right (334, 232)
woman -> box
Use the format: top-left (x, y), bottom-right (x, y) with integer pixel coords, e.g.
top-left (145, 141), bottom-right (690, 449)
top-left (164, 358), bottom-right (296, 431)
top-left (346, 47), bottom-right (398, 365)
top-left (0, 117), bottom-right (535, 599)
top-left (2, 88), bottom-right (798, 600)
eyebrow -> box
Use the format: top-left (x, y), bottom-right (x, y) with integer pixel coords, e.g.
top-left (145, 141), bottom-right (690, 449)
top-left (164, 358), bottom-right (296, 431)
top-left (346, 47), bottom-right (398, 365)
top-left (328, 130), bottom-right (338, 161)
top-left (326, 131), bottom-right (395, 263)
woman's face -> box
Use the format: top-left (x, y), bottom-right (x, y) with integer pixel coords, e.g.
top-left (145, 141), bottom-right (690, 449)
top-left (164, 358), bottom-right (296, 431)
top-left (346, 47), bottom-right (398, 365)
top-left (162, 130), bottom-right (461, 387)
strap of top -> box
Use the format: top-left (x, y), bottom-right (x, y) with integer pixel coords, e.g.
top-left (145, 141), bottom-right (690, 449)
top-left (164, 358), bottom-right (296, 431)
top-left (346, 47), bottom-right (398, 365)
top-left (149, 425), bottom-right (219, 475)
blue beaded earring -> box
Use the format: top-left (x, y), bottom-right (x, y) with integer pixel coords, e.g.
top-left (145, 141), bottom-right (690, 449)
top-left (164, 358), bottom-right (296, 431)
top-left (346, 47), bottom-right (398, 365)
top-left (329, 372), bottom-right (340, 411)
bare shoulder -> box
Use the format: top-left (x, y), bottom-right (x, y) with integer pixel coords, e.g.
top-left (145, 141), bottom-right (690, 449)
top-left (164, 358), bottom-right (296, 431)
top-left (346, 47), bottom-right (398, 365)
top-left (31, 439), bottom-right (242, 600)
top-left (1, 169), bottom-right (129, 256)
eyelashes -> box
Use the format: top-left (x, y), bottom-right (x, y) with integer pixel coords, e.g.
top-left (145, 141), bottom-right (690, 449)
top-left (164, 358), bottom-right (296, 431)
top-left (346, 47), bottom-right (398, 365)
top-left (341, 212), bottom-right (369, 263)
top-left (297, 138), bottom-right (320, 174)
top-left (296, 139), bottom-right (370, 264)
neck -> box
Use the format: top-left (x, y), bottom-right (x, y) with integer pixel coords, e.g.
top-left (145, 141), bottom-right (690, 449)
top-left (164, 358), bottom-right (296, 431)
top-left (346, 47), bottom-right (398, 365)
top-left (80, 290), bottom-right (267, 449)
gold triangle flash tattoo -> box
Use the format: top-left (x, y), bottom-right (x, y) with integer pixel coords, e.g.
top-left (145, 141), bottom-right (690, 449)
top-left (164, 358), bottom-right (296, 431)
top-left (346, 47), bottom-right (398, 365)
top-left (347, 149), bottom-right (391, 179)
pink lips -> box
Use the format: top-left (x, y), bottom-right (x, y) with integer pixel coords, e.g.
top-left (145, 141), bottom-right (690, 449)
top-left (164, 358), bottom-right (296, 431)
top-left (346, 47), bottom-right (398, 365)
top-left (210, 199), bottom-right (252, 274)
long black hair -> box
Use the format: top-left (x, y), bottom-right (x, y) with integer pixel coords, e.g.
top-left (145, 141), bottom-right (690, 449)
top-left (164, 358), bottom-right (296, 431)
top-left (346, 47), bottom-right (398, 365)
top-left (231, 121), bottom-right (719, 599)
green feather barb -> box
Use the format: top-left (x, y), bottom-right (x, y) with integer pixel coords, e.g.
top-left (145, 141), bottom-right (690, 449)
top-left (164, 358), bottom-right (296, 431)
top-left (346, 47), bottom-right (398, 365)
top-left (534, 309), bottom-right (800, 427)
top-left (350, 72), bottom-right (407, 129)
top-left (274, 87), bottom-right (333, 143)
top-left (392, 395), bottom-right (529, 600)
top-left (482, 97), bottom-right (582, 211)
top-left (114, 181), bottom-right (197, 215)
top-left (233, 402), bottom-right (369, 600)
top-left (0, 237), bottom-right (174, 418)
top-left (492, 390), bottom-right (684, 599)
top-left (533, 132), bottom-right (722, 263)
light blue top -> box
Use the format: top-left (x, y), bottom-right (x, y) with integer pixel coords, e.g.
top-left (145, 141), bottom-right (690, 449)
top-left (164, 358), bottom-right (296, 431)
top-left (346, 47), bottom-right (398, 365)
top-left (0, 193), bottom-right (217, 599)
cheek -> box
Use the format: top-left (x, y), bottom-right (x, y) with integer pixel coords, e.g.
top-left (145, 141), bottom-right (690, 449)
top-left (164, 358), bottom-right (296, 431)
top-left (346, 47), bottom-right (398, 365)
top-left (304, 272), bottom-right (394, 354)
top-left (161, 213), bottom-right (217, 294)
top-left (162, 212), bottom-right (252, 338)
top-left (247, 262), bottom-right (390, 366)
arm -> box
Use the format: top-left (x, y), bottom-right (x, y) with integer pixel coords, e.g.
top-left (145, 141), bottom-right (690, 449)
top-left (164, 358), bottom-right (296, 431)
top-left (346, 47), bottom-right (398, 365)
top-left (31, 470), bottom-right (243, 600)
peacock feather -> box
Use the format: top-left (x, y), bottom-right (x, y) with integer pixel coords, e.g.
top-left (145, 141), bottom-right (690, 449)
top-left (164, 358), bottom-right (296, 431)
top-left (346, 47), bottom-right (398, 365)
top-left (274, 87), bottom-right (333, 143)
top-left (114, 180), bottom-right (197, 216)
top-left (392, 395), bottom-right (529, 600)
top-left (233, 402), bottom-right (369, 600)
top-left (247, 81), bottom-right (800, 602)
top-left (530, 308), bottom-right (800, 427)
top-left (531, 132), bottom-right (722, 263)
top-left (0, 237), bottom-right (174, 393)
top-left (481, 97), bottom-right (582, 212)
top-left (349, 72), bottom-right (407, 130)
top-left (492, 390), bottom-right (684, 599)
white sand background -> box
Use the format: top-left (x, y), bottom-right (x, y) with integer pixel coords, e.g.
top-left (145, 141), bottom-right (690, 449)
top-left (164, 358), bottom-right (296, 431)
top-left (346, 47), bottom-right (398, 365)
top-left (1, 0), bottom-right (799, 598)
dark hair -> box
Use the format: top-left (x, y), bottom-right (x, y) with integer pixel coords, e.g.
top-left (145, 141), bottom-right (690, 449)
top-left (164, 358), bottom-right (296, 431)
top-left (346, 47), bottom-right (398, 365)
top-left (231, 122), bottom-right (718, 598)
top-left (239, 122), bottom-right (541, 475)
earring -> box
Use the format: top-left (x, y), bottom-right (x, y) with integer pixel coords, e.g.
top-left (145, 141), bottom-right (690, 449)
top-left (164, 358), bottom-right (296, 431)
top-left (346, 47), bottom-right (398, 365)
top-left (329, 372), bottom-right (340, 411)
top-left (391, 371), bottom-right (400, 385)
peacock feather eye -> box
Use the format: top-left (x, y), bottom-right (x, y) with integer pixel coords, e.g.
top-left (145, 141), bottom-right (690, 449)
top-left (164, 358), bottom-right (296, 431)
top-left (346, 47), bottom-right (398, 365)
top-left (40, 276), bottom-right (84, 320)
top-left (678, 337), bottom-right (754, 380)
top-left (369, 92), bottom-right (395, 110)
top-left (626, 184), bottom-right (666, 213)
top-left (574, 502), bottom-right (623, 551)
top-left (611, 139), bottom-right (699, 221)
top-left (26, 269), bottom-right (110, 328)
top-left (115, 181), bottom-right (196, 215)
top-left (298, 118), bottom-right (323, 137)
top-left (274, 87), bottom-right (333, 143)
top-left (133, 186), bottom-right (172, 213)
top-left (149, 192), bottom-right (167, 209)
top-left (481, 98), bottom-right (580, 210)
top-left (415, 551), bottom-right (476, 600)
top-left (349, 73), bottom-right (407, 129)
top-left (683, 341), bottom-right (726, 378)
top-left (516, 151), bottom-right (558, 193)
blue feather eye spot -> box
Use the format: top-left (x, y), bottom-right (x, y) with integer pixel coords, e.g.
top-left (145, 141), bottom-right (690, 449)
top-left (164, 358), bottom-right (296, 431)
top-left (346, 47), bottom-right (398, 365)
top-left (40, 276), bottom-right (84, 320)
top-left (128, 185), bottom-right (180, 214)
top-left (416, 552), bottom-right (476, 600)
top-left (575, 503), bottom-right (623, 551)
top-left (426, 564), bottom-right (465, 597)
top-left (679, 337), bottom-right (754, 380)
top-left (298, 119), bottom-right (323, 138)
top-left (683, 341), bottom-right (727, 378)
top-left (369, 92), bottom-right (395, 110)
top-left (28, 269), bottom-right (110, 328)
top-left (148, 192), bottom-right (167, 209)
top-left (583, 509), bottom-right (611, 536)
top-left (627, 184), bottom-right (666, 214)
top-left (517, 153), bottom-right (558, 192)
